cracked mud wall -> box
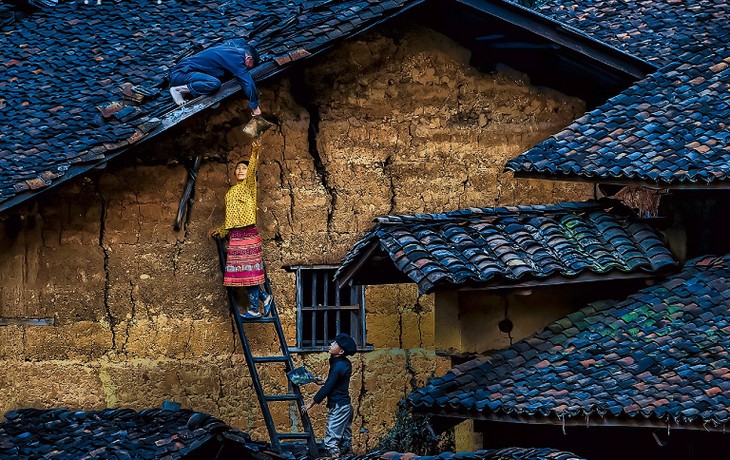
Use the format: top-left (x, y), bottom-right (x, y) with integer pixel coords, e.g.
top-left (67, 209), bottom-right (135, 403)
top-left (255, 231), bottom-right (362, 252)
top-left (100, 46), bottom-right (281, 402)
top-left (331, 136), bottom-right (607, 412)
top-left (0, 26), bottom-right (590, 449)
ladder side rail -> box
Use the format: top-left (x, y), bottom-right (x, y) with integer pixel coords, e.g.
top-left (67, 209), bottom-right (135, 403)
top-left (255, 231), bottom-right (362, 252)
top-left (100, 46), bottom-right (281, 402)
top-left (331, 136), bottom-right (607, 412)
top-left (263, 271), bottom-right (319, 457)
top-left (215, 237), bottom-right (283, 451)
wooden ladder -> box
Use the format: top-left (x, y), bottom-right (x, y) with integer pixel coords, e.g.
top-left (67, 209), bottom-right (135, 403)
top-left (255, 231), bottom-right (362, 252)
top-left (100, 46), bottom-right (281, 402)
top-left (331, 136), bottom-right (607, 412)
top-left (215, 237), bottom-right (319, 458)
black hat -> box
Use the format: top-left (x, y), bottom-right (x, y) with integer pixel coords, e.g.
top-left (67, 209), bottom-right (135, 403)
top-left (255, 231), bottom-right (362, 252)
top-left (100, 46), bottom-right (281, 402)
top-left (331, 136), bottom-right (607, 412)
top-left (335, 333), bottom-right (357, 356)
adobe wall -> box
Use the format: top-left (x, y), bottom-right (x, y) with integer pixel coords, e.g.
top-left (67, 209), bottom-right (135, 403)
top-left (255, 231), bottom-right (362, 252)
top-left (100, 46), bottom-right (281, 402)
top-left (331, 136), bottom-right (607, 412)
top-left (0, 25), bottom-right (591, 449)
top-left (435, 280), bottom-right (653, 356)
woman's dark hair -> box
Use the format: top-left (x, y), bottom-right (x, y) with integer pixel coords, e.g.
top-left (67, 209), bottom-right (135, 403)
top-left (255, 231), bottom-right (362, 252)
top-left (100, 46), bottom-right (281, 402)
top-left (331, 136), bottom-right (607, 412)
top-left (235, 160), bottom-right (249, 168)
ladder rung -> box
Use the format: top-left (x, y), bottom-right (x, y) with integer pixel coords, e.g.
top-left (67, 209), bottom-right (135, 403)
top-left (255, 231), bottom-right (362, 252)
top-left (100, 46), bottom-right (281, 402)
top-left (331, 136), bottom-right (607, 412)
top-left (240, 316), bottom-right (277, 323)
top-left (265, 394), bottom-right (300, 402)
top-left (252, 356), bottom-right (289, 363)
top-left (277, 433), bottom-right (313, 440)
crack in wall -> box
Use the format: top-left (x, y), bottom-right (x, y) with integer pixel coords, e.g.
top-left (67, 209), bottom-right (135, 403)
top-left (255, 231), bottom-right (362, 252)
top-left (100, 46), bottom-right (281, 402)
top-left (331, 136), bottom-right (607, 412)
top-left (459, 174), bottom-right (470, 209)
top-left (174, 369), bottom-right (192, 405)
top-left (172, 241), bottom-right (182, 277)
top-left (494, 169), bottom-right (504, 206)
top-left (288, 397), bottom-right (301, 434)
top-left (214, 371), bottom-right (225, 410)
top-left (383, 155), bottom-right (396, 215)
top-left (96, 184), bottom-right (116, 350)
top-left (289, 72), bottom-right (336, 233)
top-left (414, 294), bottom-right (425, 348)
top-left (355, 355), bottom-right (370, 451)
top-left (397, 308), bottom-right (404, 350)
top-left (404, 349), bottom-right (418, 396)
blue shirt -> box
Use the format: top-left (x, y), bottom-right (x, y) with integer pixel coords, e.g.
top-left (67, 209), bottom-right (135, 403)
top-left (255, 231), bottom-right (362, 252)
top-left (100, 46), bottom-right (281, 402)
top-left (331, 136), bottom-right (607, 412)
top-left (314, 356), bottom-right (352, 408)
top-left (175, 44), bottom-right (259, 109)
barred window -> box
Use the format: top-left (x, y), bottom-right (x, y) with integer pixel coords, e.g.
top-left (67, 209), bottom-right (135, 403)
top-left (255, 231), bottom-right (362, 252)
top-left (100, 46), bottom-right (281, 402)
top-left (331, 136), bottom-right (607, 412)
top-left (290, 266), bottom-right (367, 352)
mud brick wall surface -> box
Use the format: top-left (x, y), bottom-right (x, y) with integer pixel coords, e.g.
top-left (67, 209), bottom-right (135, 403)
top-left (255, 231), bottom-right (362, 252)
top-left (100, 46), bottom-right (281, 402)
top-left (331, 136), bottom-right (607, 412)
top-left (0, 26), bottom-right (590, 450)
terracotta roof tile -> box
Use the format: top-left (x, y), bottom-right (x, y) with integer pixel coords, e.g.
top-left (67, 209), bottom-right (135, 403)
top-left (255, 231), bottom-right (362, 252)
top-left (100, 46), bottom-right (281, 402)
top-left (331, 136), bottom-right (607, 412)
top-left (536, 0), bottom-right (729, 66)
top-left (0, 0), bottom-right (424, 210)
top-left (336, 200), bottom-right (677, 293)
top-left (506, 44), bottom-right (730, 185)
top-left (341, 449), bottom-right (584, 460)
top-left (408, 254), bottom-right (730, 427)
top-left (0, 407), bottom-right (265, 459)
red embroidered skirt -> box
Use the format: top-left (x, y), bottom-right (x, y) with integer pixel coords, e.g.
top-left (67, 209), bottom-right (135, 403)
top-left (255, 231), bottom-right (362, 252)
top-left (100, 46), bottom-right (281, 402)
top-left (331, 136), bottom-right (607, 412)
top-left (224, 226), bottom-right (265, 287)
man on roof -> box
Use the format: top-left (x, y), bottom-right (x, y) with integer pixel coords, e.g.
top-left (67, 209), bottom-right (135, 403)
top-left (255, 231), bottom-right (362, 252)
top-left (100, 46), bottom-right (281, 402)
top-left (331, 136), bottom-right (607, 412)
top-left (168, 39), bottom-right (261, 116)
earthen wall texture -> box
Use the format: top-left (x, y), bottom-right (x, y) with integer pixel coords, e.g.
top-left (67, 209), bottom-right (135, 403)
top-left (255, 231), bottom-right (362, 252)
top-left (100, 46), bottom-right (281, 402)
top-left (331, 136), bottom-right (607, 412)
top-left (0, 26), bottom-right (591, 450)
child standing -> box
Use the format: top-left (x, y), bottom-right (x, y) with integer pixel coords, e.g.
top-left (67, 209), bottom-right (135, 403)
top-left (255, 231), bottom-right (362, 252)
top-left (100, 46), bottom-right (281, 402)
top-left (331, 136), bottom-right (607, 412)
top-left (304, 333), bottom-right (357, 457)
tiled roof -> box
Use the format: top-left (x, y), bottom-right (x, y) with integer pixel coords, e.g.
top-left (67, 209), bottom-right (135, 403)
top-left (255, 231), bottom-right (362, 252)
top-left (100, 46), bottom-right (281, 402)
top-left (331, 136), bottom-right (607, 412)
top-left (343, 449), bottom-right (584, 460)
top-left (408, 254), bottom-right (730, 427)
top-left (335, 200), bottom-right (677, 294)
top-left (505, 45), bottom-right (730, 186)
top-left (536, 0), bottom-right (730, 66)
top-left (0, 0), bottom-right (423, 212)
top-left (0, 407), bottom-right (265, 459)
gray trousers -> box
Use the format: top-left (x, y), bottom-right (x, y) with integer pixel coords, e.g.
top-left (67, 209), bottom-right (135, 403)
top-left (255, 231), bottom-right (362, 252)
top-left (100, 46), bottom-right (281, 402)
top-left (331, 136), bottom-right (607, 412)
top-left (324, 403), bottom-right (353, 455)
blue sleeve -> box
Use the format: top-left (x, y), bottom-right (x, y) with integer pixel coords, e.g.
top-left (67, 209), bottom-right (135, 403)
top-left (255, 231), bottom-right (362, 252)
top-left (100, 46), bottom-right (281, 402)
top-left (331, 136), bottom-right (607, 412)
top-left (313, 362), bottom-right (343, 404)
top-left (219, 51), bottom-right (259, 109)
top-left (234, 71), bottom-right (259, 110)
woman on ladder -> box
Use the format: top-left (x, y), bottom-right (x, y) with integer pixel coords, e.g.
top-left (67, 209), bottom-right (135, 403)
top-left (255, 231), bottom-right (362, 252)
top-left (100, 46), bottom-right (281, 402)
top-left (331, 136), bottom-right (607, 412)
top-left (211, 139), bottom-right (272, 319)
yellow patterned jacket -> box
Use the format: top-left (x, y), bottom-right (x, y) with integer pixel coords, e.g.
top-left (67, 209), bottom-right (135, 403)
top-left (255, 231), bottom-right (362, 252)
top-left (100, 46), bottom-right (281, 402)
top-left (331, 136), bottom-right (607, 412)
top-left (219, 142), bottom-right (260, 237)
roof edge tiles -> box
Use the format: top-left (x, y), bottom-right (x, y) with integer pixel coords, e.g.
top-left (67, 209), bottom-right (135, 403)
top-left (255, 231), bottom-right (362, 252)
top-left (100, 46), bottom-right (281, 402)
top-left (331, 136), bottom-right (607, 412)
top-left (0, 407), bottom-right (261, 458)
top-left (505, 42), bottom-right (730, 187)
top-left (336, 199), bottom-right (677, 293)
top-left (455, 0), bottom-right (655, 78)
top-left (407, 254), bottom-right (730, 429)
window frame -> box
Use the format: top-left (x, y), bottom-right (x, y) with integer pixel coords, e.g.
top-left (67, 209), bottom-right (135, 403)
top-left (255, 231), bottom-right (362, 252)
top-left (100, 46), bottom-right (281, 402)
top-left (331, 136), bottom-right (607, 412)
top-left (288, 265), bottom-right (371, 353)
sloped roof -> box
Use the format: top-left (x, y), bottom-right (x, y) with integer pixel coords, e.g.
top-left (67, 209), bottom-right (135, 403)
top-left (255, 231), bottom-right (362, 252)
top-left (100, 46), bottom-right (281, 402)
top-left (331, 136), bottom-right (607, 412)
top-left (344, 448), bottom-right (584, 460)
top-left (505, 44), bottom-right (730, 186)
top-left (408, 254), bottom-right (730, 429)
top-left (0, 407), bottom-right (266, 459)
top-left (335, 200), bottom-right (677, 294)
top-left (0, 0), bottom-right (424, 212)
top-left (537, 0), bottom-right (729, 66)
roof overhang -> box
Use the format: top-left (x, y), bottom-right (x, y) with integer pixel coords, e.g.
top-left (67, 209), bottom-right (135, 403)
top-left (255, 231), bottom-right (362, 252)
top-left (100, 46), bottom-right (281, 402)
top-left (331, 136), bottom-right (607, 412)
top-left (510, 172), bottom-right (730, 191)
top-left (337, 242), bottom-right (414, 288)
top-left (425, 410), bottom-right (730, 434)
top-left (456, 270), bottom-right (669, 294)
top-left (338, 242), bottom-right (673, 293)
top-left (453, 0), bottom-right (654, 79)
top-left (418, 0), bottom-right (657, 106)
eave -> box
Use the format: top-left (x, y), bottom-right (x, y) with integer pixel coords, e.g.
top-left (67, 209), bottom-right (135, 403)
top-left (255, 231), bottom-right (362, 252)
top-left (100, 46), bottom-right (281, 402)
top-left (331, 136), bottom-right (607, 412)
top-left (340, 249), bottom-right (674, 294)
top-left (425, 410), bottom-right (730, 433)
top-left (453, 0), bottom-right (656, 80)
top-left (511, 172), bottom-right (730, 191)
